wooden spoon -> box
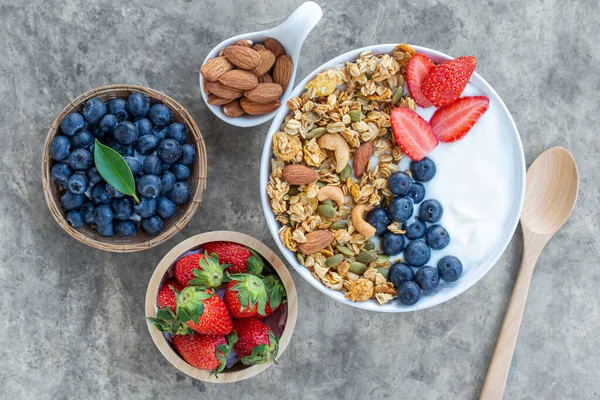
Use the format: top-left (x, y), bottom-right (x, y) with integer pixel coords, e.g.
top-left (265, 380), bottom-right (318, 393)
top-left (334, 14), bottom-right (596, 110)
top-left (480, 147), bottom-right (578, 399)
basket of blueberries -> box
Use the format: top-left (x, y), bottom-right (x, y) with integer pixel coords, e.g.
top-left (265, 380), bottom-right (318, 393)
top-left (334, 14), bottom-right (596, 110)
top-left (42, 85), bottom-right (207, 252)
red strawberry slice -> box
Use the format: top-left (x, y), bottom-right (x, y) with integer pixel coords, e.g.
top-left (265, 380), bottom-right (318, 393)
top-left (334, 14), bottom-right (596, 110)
top-left (391, 107), bottom-right (438, 161)
top-left (422, 56), bottom-right (477, 107)
top-left (406, 54), bottom-right (435, 107)
top-left (430, 96), bottom-right (490, 143)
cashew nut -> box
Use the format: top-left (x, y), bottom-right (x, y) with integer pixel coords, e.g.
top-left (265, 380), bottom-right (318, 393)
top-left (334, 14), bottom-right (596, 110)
top-left (317, 133), bottom-right (350, 173)
top-left (317, 185), bottom-right (344, 206)
top-left (351, 204), bottom-right (376, 239)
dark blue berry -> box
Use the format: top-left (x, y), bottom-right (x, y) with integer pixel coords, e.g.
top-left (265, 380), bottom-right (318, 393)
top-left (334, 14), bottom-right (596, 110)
top-left (365, 207), bottom-right (392, 236)
top-left (407, 181), bottom-right (426, 204)
top-left (156, 196), bottom-right (177, 219)
top-left (425, 225), bottom-right (450, 250)
top-left (111, 197), bottom-right (133, 220)
top-left (122, 156), bottom-right (142, 176)
top-left (179, 144), bottom-right (196, 166)
top-left (141, 216), bottom-right (163, 236)
top-left (113, 121), bottom-right (138, 145)
top-left (143, 155), bottom-right (162, 175)
top-left (135, 134), bottom-right (160, 155)
top-left (68, 149), bottom-right (93, 171)
top-left (389, 262), bottom-right (415, 288)
top-left (126, 93), bottom-right (150, 117)
top-left (61, 192), bottom-right (85, 211)
top-left (87, 167), bottom-right (103, 185)
top-left (388, 171), bottom-right (412, 196)
top-left (160, 171), bottom-right (176, 194)
top-left (82, 98), bottom-right (107, 125)
top-left (60, 112), bottom-right (85, 136)
top-left (403, 239), bottom-right (431, 267)
top-left (99, 114), bottom-right (118, 133)
top-left (134, 197), bottom-right (156, 218)
top-left (94, 204), bottom-right (113, 226)
top-left (171, 164), bottom-right (191, 181)
top-left (404, 217), bottom-right (427, 240)
top-left (66, 210), bottom-right (84, 229)
top-left (153, 126), bottom-right (168, 140)
top-left (96, 222), bottom-right (114, 237)
top-left (398, 281), bottom-right (421, 305)
top-left (138, 175), bottom-right (162, 198)
top-left (419, 199), bottom-right (443, 223)
top-left (51, 162), bottom-right (74, 186)
top-left (167, 123), bottom-right (187, 144)
top-left (381, 231), bottom-right (405, 256)
top-left (91, 183), bottom-right (110, 205)
top-left (81, 202), bottom-right (96, 224)
top-left (148, 104), bottom-right (172, 126)
top-left (72, 130), bottom-right (94, 149)
top-left (107, 98), bottom-right (129, 122)
top-left (93, 126), bottom-right (107, 141)
top-left (157, 139), bottom-right (182, 163)
top-left (109, 143), bottom-right (131, 157)
top-left (161, 162), bottom-right (172, 171)
top-left (388, 196), bottom-right (414, 223)
top-left (410, 157), bottom-right (436, 182)
top-left (415, 266), bottom-right (439, 293)
top-left (104, 183), bottom-right (125, 199)
top-left (68, 173), bottom-right (89, 195)
top-left (167, 181), bottom-right (191, 204)
top-left (135, 118), bottom-right (153, 136)
top-left (115, 220), bottom-right (137, 237)
top-left (50, 135), bottom-right (71, 161)
top-left (437, 256), bottom-right (463, 283)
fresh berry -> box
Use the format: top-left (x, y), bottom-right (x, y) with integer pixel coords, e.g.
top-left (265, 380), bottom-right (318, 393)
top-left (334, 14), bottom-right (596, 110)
top-left (157, 139), bottom-right (182, 163)
top-left (113, 121), bottom-right (138, 145)
top-left (143, 155), bottom-right (162, 175)
top-left (179, 144), bottom-right (196, 165)
top-left (404, 217), bottom-right (427, 240)
top-left (156, 196), bottom-right (177, 219)
top-left (138, 175), bottom-right (162, 198)
top-left (154, 126), bottom-right (168, 140)
top-left (91, 183), bottom-right (110, 205)
top-left (171, 333), bottom-right (236, 374)
top-left (160, 171), bottom-right (176, 193)
top-left (419, 199), bottom-right (443, 223)
top-left (111, 197), bottom-right (134, 220)
top-left (50, 135), bottom-right (72, 161)
top-left (389, 262), bottom-right (415, 287)
top-left (87, 167), bottom-right (102, 185)
top-left (437, 256), bottom-right (463, 282)
top-left (430, 96), bottom-right (490, 142)
top-left (99, 114), bottom-right (118, 133)
top-left (82, 98), bottom-right (107, 125)
top-left (406, 182), bottom-right (425, 205)
top-left (233, 318), bottom-right (279, 365)
top-left (203, 242), bottom-right (264, 275)
top-left (381, 231), bottom-right (406, 256)
top-left (51, 162), bottom-right (73, 186)
top-left (107, 98), bottom-right (129, 122)
top-left (425, 224), bottom-right (450, 250)
top-left (365, 207), bottom-right (392, 237)
top-left (415, 266), bottom-right (440, 293)
top-left (68, 149), bottom-right (93, 171)
top-left (398, 281), bottom-right (421, 305)
top-left (135, 118), bottom-right (153, 136)
top-left (148, 104), bottom-right (172, 126)
top-left (94, 204), bottom-right (113, 226)
top-left (156, 279), bottom-right (183, 312)
top-left (167, 123), bottom-right (187, 144)
top-left (114, 220), bottom-right (137, 236)
top-left (406, 53), bottom-right (435, 107)
top-left (172, 164), bottom-right (191, 181)
top-left (135, 134), bottom-right (160, 155)
top-left (124, 156), bottom-right (142, 175)
top-left (96, 222), bottom-right (114, 237)
top-left (72, 130), bottom-right (94, 149)
top-left (224, 274), bottom-right (269, 318)
top-left (410, 157), bottom-right (436, 182)
top-left (388, 196), bottom-right (414, 223)
top-left (105, 183), bottom-right (125, 199)
top-left (403, 239), bottom-right (431, 267)
top-left (388, 171), bottom-right (412, 196)
top-left (261, 274), bottom-right (286, 315)
top-left (66, 210), bottom-right (84, 229)
top-left (167, 181), bottom-right (192, 205)
top-left (126, 93), bottom-right (150, 117)
top-left (421, 56), bottom-right (477, 107)
top-left (174, 252), bottom-right (229, 287)
top-left (61, 192), bottom-right (85, 211)
top-left (60, 112), bottom-right (85, 136)
top-left (81, 202), bottom-right (96, 224)
top-left (112, 143), bottom-right (133, 157)
top-left (177, 287), bottom-right (233, 335)
top-left (134, 197), bottom-right (156, 218)
top-left (141, 216), bottom-right (163, 236)
top-left (68, 173), bottom-right (89, 195)
top-left (390, 107), bottom-right (438, 161)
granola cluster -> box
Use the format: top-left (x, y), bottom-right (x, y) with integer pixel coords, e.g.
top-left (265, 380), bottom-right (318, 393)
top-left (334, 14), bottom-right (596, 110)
top-left (267, 45), bottom-right (418, 304)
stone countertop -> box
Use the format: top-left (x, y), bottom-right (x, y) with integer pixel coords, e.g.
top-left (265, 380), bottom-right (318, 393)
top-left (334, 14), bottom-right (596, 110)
top-left (1, 0), bottom-right (598, 399)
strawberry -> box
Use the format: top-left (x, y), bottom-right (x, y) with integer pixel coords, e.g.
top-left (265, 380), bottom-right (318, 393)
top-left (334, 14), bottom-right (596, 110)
top-left (430, 96), bottom-right (490, 143)
top-left (406, 54), bottom-right (435, 108)
top-left (172, 332), bottom-right (237, 374)
top-left (156, 279), bottom-right (183, 312)
top-left (390, 107), bottom-right (438, 161)
top-left (174, 251), bottom-right (230, 287)
top-left (224, 273), bottom-right (269, 318)
top-left (233, 318), bottom-right (279, 365)
top-left (421, 55), bottom-right (477, 107)
top-left (260, 275), bottom-right (286, 317)
top-left (203, 242), bottom-right (264, 274)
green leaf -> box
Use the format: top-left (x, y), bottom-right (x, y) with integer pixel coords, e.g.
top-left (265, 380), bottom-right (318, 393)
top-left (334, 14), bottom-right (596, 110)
top-left (93, 139), bottom-right (140, 203)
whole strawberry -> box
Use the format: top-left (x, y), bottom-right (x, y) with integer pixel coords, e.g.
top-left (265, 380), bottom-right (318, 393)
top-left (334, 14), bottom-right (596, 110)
top-left (260, 275), bottom-right (286, 317)
top-left (174, 251), bottom-right (229, 287)
top-left (224, 273), bottom-right (269, 318)
top-left (203, 242), bottom-right (264, 274)
top-left (233, 318), bottom-right (279, 365)
top-left (156, 279), bottom-right (183, 312)
top-left (172, 332), bottom-right (237, 374)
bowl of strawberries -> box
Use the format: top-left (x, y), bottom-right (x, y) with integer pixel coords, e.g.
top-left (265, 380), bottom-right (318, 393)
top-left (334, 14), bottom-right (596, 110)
top-left (145, 231), bottom-right (297, 383)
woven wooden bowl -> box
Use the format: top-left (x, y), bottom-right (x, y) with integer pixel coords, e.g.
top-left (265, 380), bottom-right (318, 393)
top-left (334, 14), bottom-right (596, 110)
top-left (145, 231), bottom-right (298, 383)
top-left (42, 84), bottom-right (207, 252)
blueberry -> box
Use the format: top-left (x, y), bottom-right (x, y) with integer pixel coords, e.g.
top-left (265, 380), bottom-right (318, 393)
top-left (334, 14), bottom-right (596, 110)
top-left (160, 171), bottom-right (176, 194)
top-left (143, 155), bottom-right (162, 175)
top-left (50, 135), bottom-right (72, 161)
top-left (99, 114), bottom-right (118, 133)
top-left (112, 143), bottom-right (133, 157)
top-left (407, 181), bottom-right (426, 204)
top-left (61, 192), bottom-right (85, 211)
top-left (60, 112), bottom-right (85, 136)
top-left (82, 98), bottom-right (107, 125)
top-left (107, 98), bottom-right (129, 122)
top-left (381, 231), bottom-right (405, 256)
top-left (135, 134), bottom-right (160, 155)
top-left (388, 196), bottom-right (414, 223)
top-left (167, 122), bottom-right (187, 144)
top-left (410, 157), bottom-right (436, 182)
top-left (87, 167), bottom-right (103, 185)
top-left (179, 144), bottom-right (196, 165)
top-left (141, 216), bottom-right (163, 236)
top-left (157, 139), bottom-right (182, 163)
top-left (171, 163), bottom-right (190, 181)
top-left (115, 220), bottom-right (137, 237)
top-left (365, 207), bottom-right (392, 236)
top-left (91, 183), bottom-right (110, 205)
top-left (403, 239), bottom-right (431, 267)
top-left (415, 266), bottom-right (440, 293)
top-left (437, 256), bottom-right (463, 283)
top-left (138, 175), bottom-right (162, 198)
top-left (105, 183), bottom-right (125, 199)
top-left (93, 126), bottom-right (108, 141)
top-left (126, 93), bottom-right (150, 117)
top-left (96, 222), bottom-right (114, 237)
top-left (134, 197), bottom-right (156, 218)
top-left (425, 225), bottom-right (450, 250)
top-left (161, 162), bottom-right (172, 172)
top-left (419, 199), bottom-right (443, 223)
top-left (51, 163), bottom-right (73, 186)
top-left (66, 210), bottom-right (84, 229)
top-left (68, 173), bottom-right (89, 195)
top-left (148, 104), bottom-right (172, 126)
top-left (153, 126), bottom-right (168, 140)
top-left (389, 262), bottom-right (415, 288)
top-left (72, 130), bottom-right (94, 149)
top-left (135, 118), bottom-right (153, 136)
top-left (113, 121), bottom-right (138, 145)
top-left (68, 149), bottom-right (93, 171)
top-left (398, 281), bottom-right (421, 305)
top-left (404, 217), bottom-right (427, 240)
top-left (156, 196), bottom-right (177, 219)
top-left (111, 197), bottom-right (133, 220)
top-left (166, 181), bottom-right (191, 204)
top-left (94, 204), bottom-right (113, 226)
top-left (123, 156), bottom-right (142, 175)
top-left (388, 171), bottom-right (412, 196)
top-left (81, 201), bottom-right (96, 224)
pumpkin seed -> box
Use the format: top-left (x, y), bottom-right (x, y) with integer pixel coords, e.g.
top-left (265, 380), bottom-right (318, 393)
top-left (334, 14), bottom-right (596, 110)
top-left (329, 221), bottom-right (348, 230)
top-left (376, 267), bottom-right (389, 280)
top-left (296, 252), bottom-right (305, 265)
top-left (363, 241), bottom-right (375, 250)
top-left (290, 219), bottom-right (296, 228)
top-left (355, 251), bottom-right (377, 263)
top-left (322, 199), bottom-right (335, 207)
top-left (377, 254), bottom-right (390, 264)
top-left (317, 204), bottom-right (337, 218)
top-left (335, 245), bottom-right (354, 257)
top-left (288, 186), bottom-right (300, 196)
top-left (392, 87), bottom-right (404, 105)
top-left (349, 262), bottom-right (367, 275)
top-left (349, 109), bottom-right (362, 122)
top-left (306, 127), bottom-right (326, 139)
top-left (325, 254), bottom-right (344, 267)
top-left (340, 164), bottom-right (352, 181)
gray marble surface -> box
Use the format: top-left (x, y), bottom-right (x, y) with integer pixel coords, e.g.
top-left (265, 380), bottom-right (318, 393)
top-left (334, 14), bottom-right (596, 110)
top-left (1, 0), bottom-right (599, 399)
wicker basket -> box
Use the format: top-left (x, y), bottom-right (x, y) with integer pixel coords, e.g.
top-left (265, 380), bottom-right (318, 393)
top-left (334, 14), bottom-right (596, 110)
top-left (42, 84), bottom-right (207, 253)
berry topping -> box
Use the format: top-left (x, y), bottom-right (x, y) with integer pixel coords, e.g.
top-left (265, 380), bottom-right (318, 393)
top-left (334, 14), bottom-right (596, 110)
top-left (390, 107), bottom-right (438, 161)
top-left (419, 199), bottom-right (443, 223)
top-left (406, 53), bottom-right (435, 107)
top-left (437, 256), bottom-right (463, 282)
top-left (410, 157), bottom-right (436, 182)
top-left (430, 96), bottom-right (489, 143)
top-left (421, 56), bottom-right (477, 107)
top-left (415, 266), bottom-right (440, 293)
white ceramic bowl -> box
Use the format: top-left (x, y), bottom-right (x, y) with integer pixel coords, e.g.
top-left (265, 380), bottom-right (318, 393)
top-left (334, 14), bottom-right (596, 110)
top-left (260, 44), bottom-right (526, 312)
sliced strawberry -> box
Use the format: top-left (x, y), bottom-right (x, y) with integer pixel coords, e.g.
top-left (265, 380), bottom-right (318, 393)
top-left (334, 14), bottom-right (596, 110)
top-left (391, 107), bottom-right (438, 161)
top-left (422, 56), bottom-right (477, 107)
top-left (406, 54), bottom-right (435, 108)
top-left (430, 96), bottom-right (490, 143)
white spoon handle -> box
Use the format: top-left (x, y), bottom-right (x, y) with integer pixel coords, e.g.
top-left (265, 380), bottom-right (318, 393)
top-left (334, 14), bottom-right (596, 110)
top-left (273, 2), bottom-right (323, 56)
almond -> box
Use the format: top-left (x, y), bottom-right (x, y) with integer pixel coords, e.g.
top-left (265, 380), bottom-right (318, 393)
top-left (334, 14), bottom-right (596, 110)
top-left (205, 81), bottom-right (243, 99)
top-left (252, 49), bottom-right (276, 77)
top-left (222, 100), bottom-right (245, 117)
top-left (258, 73), bottom-right (273, 84)
top-left (222, 45), bottom-right (260, 70)
top-left (353, 141), bottom-right (374, 178)
top-left (298, 230), bottom-right (335, 255)
top-left (273, 55), bottom-right (293, 91)
top-left (200, 57), bottom-right (233, 81)
top-left (281, 164), bottom-right (319, 185)
top-left (244, 83), bottom-right (283, 104)
top-left (252, 43), bottom-right (266, 51)
top-left (264, 38), bottom-right (286, 57)
top-left (218, 70), bottom-right (258, 91)
top-left (239, 97), bottom-right (280, 115)
top-left (207, 94), bottom-right (231, 105)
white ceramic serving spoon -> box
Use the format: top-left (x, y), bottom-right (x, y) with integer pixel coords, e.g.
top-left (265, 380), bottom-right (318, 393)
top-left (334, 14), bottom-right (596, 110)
top-left (199, 1), bottom-right (323, 127)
